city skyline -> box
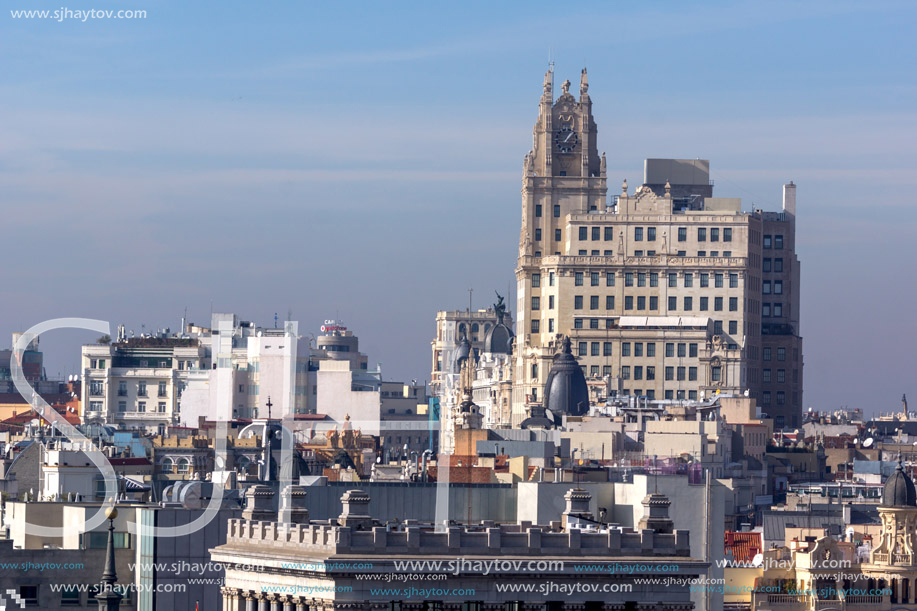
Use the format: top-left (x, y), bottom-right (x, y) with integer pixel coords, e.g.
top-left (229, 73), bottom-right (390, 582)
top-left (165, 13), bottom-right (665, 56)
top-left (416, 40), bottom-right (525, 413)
top-left (2, 1), bottom-right (915, 415)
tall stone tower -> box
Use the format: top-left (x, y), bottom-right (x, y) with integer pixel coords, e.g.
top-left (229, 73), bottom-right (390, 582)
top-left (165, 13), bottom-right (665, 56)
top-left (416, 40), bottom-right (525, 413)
top-left (513, 68), bottom-right (607, 425)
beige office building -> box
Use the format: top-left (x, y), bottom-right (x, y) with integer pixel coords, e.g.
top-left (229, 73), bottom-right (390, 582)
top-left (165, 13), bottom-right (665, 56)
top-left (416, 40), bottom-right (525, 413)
top-left (513, 69), bottom-right (803, 428)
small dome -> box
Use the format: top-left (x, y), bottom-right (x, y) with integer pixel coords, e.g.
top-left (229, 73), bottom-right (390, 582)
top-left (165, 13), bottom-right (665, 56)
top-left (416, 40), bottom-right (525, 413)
top-left (543, 337), bottom-right (589, 417)
top-left (453, 336), bottom-right (472, 373)
top-left (484, 321), bottom-right (514, 355)
top-left (883, 455), bottom-right (917, 507)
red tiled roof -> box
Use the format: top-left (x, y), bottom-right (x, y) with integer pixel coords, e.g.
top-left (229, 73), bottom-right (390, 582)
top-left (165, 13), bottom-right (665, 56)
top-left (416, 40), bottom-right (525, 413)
top-left (725, 531), bottom-right (762, 563)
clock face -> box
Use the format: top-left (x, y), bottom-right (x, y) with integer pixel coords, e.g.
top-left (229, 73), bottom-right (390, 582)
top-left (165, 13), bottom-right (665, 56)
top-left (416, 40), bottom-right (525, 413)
top-left (555, 126), bottom-right (578, 153)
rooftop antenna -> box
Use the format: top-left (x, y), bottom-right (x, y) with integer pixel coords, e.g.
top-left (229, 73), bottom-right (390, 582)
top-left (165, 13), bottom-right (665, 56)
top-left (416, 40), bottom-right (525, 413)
top-left (274, 313), bottom-right (279, 329)
top-left (468, 287), bottom-right (473, 312)
top-left (548, 48), bottom-right (555, 85)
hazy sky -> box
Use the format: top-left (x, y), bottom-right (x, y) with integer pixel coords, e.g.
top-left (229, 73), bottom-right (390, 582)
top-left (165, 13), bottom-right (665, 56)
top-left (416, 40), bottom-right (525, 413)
top-left (2, 1), bottom-right (914, 417)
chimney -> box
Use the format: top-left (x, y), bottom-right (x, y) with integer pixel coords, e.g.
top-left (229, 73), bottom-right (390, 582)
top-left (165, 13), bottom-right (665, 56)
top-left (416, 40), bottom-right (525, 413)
top-left (338, 489), bottom-right (372, 530)
top-left (562, 488), bottom-right (593, 530)
top-left (637, 492), bottom-right (674, 534)
top-left (782, 181), bottom-right (796, 218)
top-left (278, 485), bottom-right (310, 524)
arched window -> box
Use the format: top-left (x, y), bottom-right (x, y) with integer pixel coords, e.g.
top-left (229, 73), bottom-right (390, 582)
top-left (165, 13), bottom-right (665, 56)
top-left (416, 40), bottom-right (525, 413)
top-left (457, 323), bottom-right (466, 338)
top-left (176, 458), bottom-right (190, 474)
top-left (472, 323), bottom-right (480, 333)
top-left (237, 456), bottom-right (251, 474)
top-left (161, 457), bottom-right (174, 474)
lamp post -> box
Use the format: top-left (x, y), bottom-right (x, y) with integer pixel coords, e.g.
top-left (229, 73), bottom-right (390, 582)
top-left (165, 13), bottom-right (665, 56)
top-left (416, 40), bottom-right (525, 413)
top-left (96, 504), bottom-right (122, 610)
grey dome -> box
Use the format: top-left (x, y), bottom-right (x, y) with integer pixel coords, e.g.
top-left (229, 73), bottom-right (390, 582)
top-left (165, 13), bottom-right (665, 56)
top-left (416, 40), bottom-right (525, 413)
top-left (543, 337), bottom-right (589, 417)
top-left (453, 336), bottom-right (472, 373)
top-left (883, 455), bottom-right (917, 507)
top-left (484, 321), bottom-right (514, 355)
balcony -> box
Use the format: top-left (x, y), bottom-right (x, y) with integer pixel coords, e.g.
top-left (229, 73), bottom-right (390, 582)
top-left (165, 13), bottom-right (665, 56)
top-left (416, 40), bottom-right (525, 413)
top-left (115, 411), bottom-right (167, 420)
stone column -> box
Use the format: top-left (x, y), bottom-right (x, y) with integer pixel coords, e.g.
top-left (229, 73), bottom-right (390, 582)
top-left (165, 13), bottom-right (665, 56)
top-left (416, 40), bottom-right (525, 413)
top-left (242, 592), bottom-right (256, 611)
top-left (268, 593), bottom-right (280, 611)
top-left (280, 595), bottom-right (294, 610)
top-left (258, 593), bottom-right (270, 611)
top-left (293, 599), bottom-right (306, 611)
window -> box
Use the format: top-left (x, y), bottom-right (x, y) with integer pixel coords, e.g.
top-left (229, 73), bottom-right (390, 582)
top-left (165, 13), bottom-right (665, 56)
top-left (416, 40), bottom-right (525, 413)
top-left (700, 272), bottom-right (709, 288)
top-left (176, 458), bottom-right (190, 473)
top-left (579, 227), bottom-right (588, 240)
top-left (622, 342), bottom-right (631, 357)
top-left (665, 367), bottom-right (674, 381)
top-left (778, 347), bottom-right (786, 361)
top-left (60, 585), bottom-right (81, 606)
top-left (606, 295), bottom-right (614, 309)
top-left (665, 343), bottom-right (675, 357)
top-left (763, 347), bottom-right (772, 361)
top-left (763, 281), bottom-right (771, 294)
top-left (763, 235), bottom-right (772, 249)
top-left (665, 390), bottom-right (674, 399)
top-left (729, 273), bottom-right (738, 288)
top-left (621, 366), bottom-right (630, 380)
top-left (138, 381), bottom-right (147, 397)
top-left (677, 366), bottom-right (686, 381)
top-left (650, 272), bottom-right (658, 287)
top-left (548, 318), bottom-right (554, 332)
top-left (590, 365), bottom-right (600, 377)
top-left (603, 366), bottom-right (612, 376)
top-left (689, 343), bottom-right (698, 357)
top-left (668, 296), bottom-right (677, 311)
top-left (648, 227), bottom-right (656, 241)
top-left (777, 369), bottom-right (786, 383)
top-left (677, 227), bottom-right (687, 241)
top-left (158, 381), bottom-right (167, 397)
top-left (684, 273), bottom-right (693, 287)
top-left (723, 251), bottom-right (732, 257)
top-left (689, 367), bottom-right (698, 381)
top-left (591, 226), bottom-right (600, 241)
top-left (117, 401), bottom-right (126, 412)
top-left (763, 369), bottom-right (771, 383)
top-left (548, 295), bottom-right (554, 309)
top-left (683, 296), bottom-right (693, 311)
top-left (606, 273), bottom-right (615, 286)
top-left (553, 204), bottom-right (560, 217)
top-left (698, 227), bottom-right (707, 241)
top-left (634, 343), bottom-right (644, 357)
top-left (531, 364), bottom-right (539, 379)
top-left (532, 274), bottom-right (541, 288)
top-left (634, 366), bottom-right (643, 380)
top-left (710, 228), bottom-right (719, 242)
top-left (625, 272), bottom-right (634, 287)
top-left (634, 227), bottom-right (644, 241)
top-left (711, 366), bottom-right (722, 382)
top-left (589, 318), bottom-right (599, 329)
top-left (774, 258), bottom-right (784, 272)
top-left (715, 273), bottom-right (724, 288)
top-left (604, 226), bottom-right (614, 240)
top-left (590, 296), bottom-right (599, 310)
top-left (574, 318), bottom-right (583, 329)
top-left (729, 297), bottom-right (738, 311)
top-left (633, 249), bottom-right (643, 257)
top-left (530, 319), bottom-right (540, 333)
top-left (636, 272), bottom-right (646, 287)
top-left (637, 295), bottom-right (646, 310)
top-left (677, 343), bottom-right (686, 357)
top-left (88, 531), bottom-right (130, 549)
top-left (137, 401), bottom-right (146, 413)
top-left (578, 342), bottom-right (588, 357)
top-left (723, 227), bottom-right (733, 242)
top-left (158, 402), bottom-right (167, 413)
top-left (574, 296), bottom-right (583, 309)
top-left (775, 235), bottom-right (784, 249)
top-left (728, 320), bottom-right (738, 334)
top-left (699, 297), bottom-right (708, 311)
top-left (18, 585), bottom-right (38, 606)
top-left (649, 296), bottom-right (658, 310)
top-left (774, 303), bottom-right (783, 317)
top-left (575, 272), bottom-right (584, 286)
top-left (646, 343), bottom-right (656, 357)
top-left (714, 297), bottom-right (723, 311)
top-left (763, 303), bottom-right (771, 317)
top-left (549, 272), bottom-right (555, 286)
top-left (589, 272), bottom-right (599, 287)
top-left (777, 391), bottom-right (786, 405)
top-left (591, 342), bottom-right (600, 356)
top-left (531, 296), bottom-right (540, 310)
top-left (763, 258), bottom-right (772, 272)
top-left (714, 320), bottom-right (723, 334)
top-left (161, 457), bottom-right (174, 473)
top-left (534, 228), bottom-right (542, 241)
top-left (774, 280), bottom-right (783, 294)
top-left (603, 342), bottom-right (612, 356)
top-left (535, 204), bottom-right (542, 217)
top-left (555, 229), bottom-right (562, 241)
top-left (763, 391), bottom-right (771, 404)
top-left (118, 381), bottom-right (127, 396)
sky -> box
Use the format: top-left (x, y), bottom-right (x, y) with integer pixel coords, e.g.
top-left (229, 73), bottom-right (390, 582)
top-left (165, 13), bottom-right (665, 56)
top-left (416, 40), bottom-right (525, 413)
top-left (1, 0), bottom-right (915, 417)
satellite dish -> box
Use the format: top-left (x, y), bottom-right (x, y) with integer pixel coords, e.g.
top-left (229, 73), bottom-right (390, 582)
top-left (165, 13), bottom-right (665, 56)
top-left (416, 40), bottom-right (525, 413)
top-left (863, 438), bottom-right (874, 448)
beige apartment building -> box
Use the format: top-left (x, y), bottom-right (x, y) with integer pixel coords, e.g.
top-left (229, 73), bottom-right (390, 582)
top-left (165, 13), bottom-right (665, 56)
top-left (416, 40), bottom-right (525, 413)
top-left (512, 69), bottom-right (803, 428)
